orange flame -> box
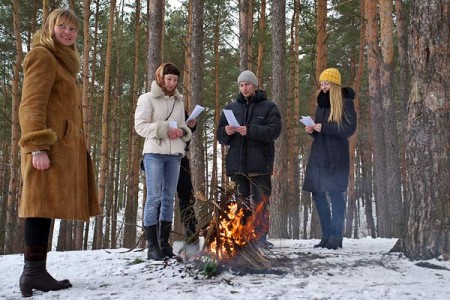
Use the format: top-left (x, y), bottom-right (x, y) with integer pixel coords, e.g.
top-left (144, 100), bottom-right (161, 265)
top-left (206, 196), bottom-right (269, 260)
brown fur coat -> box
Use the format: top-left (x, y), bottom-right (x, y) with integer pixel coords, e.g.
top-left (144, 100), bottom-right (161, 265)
top-left (18, 31), bottom-right (101, 221)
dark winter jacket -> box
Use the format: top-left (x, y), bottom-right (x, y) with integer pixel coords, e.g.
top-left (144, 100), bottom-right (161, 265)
top-left (217, 90), bottom-right (282, 176)
top-left (302, 87), bottom-right (357, 193)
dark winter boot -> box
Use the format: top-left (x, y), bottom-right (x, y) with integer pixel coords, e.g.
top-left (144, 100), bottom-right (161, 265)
top-left (314, 238), bottom-right (329, 248)
top-left (19, 245), bottom-right (72, 298)
top-left (144, 225), bottom-right (164, 260)
top-left (325, 236), bottom-right (343, 250)
top-left (160, 221), bottom-right (175, 258)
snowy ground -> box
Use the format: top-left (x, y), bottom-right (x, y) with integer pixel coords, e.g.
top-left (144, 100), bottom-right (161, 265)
top-left (1, 238), bottom-right (449, 299)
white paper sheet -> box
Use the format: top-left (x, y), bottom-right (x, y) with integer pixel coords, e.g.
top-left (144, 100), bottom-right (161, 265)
top-left (299, 115), bottom-right (315, 127)
top-left (185, 105), bottom-right (205, 123)
top-left (223, 109), bottom-right (240, 127)
top-left (169, 121), bottom-right (177, 128)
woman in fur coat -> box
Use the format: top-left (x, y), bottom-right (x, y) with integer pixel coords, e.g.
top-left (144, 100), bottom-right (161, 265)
top-left (18, 8), bottom-right (101, 297)
top-left (303, 68), bottom-right (357, 250)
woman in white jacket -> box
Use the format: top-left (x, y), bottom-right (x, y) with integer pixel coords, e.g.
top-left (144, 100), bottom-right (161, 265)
top-left (135, 63), bottom-right (192, 260)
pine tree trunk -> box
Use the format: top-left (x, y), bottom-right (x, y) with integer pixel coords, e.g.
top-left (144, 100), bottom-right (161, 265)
top-left (379, 0), bottom-right (403, 238)
top-left (366, 0), bottom-right (386, 238)
top-left (189, 0), bottom-right (206, 229)
top-left (287, 0), bottom-right (301, 239)
top-left (270, 0), bottom-right (289, 239)
top-left (256, 0), bottom-right (266, 85)
top-left (345, 0), bottom-right (365, 238)
top-left (239, 0), bottom-right (252, 70)
top-left (95, 0), bottom-right (116, 249)
top-left (395, 0), bottom-right (410, 224)
top-left (147, 0), bottom-right (164, 84)
top-left (6, 0), bottom-right (23, 254)
top-left (124, 0), bottom-right (141, 249)
top-left (400, 0), bottom-right (450, 260)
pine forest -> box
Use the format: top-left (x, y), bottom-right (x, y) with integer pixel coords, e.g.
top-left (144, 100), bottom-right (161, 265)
top-left (0, 0), bottom-right (449, 260)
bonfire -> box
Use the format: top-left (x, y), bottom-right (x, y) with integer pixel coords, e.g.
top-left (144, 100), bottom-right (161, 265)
top-left (198, 184), bottom-right (272, 271)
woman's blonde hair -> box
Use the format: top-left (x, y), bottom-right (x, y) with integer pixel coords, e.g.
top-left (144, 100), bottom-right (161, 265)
top-left (39, 8), bottom-right (79, 50)
top-left (328, 82), bottom-right (344, 124)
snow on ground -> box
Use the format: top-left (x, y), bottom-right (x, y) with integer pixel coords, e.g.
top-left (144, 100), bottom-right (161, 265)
top-left (1, 238), bottom-right (449, 299)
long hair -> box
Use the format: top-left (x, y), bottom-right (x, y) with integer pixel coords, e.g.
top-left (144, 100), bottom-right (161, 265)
top-left (328, 82), bottom-right (344, 124)
top-left (155, 62), bottom-right (181, 95)
top-left (39, 8), bottom-right (79, 51)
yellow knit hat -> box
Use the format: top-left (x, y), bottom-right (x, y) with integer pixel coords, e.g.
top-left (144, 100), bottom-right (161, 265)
top-left (319, 68), bottom-right (341, 85)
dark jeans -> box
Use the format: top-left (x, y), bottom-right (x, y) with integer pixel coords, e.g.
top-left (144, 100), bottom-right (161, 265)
top-left (231, 174), bottom-right (271, 238)
top-left (312, 191), bottom-right (346, 239)
top-left (177, 156), bottom-right (197, 236)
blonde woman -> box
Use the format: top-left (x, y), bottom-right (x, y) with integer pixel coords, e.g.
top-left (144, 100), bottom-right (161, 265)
top-left (303, 68), bottom-right (357, 249)
top-left (18, 8), bottom-right (100, 297)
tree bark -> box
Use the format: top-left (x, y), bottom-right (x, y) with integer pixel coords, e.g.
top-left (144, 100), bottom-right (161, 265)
top-left (124, 0), bottom-right (141, 249)
top-left (379, 0), bottom-right (403, 238)
top-left (6, 0), bottom-right (23, 254)
top-left (256, 0), bottom-right (266, 86)
top-left (270, 0), bottom-right (289, 239)
top-left (345, 0), bottom-right (365, 238)
top-left (399, 0), bottom-right (450, 260)
top-left (94, 0), bottom-right (116, 249)
top-left (147, 0), bottom-right (164, 85)
top-left (189, 0), bottom-right (206, 230)
top-left (286, 0), bottom-right (301, 239)
top-left (365, 0), bottom-right (385, 238)
top-left (239, 0), bottom-right (253, 71)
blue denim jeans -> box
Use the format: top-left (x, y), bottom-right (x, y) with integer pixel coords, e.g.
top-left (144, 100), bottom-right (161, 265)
top-left (143, 153), bottom-right (181, 226)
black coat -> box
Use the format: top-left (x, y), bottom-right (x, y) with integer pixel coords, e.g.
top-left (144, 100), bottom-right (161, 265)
top-left (302, 87), bottom-right (357, 193)
top-left (217, 90), bottom-right (281, 176)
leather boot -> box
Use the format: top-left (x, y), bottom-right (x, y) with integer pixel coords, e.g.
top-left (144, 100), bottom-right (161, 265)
top-left (160, 221), bottom-right (174, 258)
top-left (19, 245), bottom-right (72, 297)
top-left (314, 238), bottom-right (329, 248)
top-left (325, 236), bottom-right (343, 250)
top-left (144, 225), bottom-right (164, 260)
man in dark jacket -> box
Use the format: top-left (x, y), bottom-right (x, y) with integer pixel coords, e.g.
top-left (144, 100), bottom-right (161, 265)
top-left (217, 70), bottom-right (282, 249)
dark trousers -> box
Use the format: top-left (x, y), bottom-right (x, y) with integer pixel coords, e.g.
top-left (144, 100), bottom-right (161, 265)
top-left (312, 191), bottom-right (346, 239)
top-left (24, 218), bottom-right (51, 247)
top-left (177, 156), bottom-right (197, 239)
top-left (231, 174), bottom-right (271, 238)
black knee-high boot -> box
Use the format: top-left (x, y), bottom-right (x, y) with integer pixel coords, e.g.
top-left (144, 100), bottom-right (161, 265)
top-left (19, 245), bottom-right (72, 297)
top-left (160, 221), bottom-right (174, 258)
top-left (144, 225), bottom-right (164, 260)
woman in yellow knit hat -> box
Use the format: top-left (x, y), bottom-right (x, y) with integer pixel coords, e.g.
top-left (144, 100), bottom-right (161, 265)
top-left (302, 68), bottom-right (357, 249)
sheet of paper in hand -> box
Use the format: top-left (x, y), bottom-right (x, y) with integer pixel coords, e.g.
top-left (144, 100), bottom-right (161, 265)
top-left (186, 104), bottom-right (205, 123)
top-left (299, 116), bottom-right (315, 127)
top-left (224, 109), bottom-right (240, 127)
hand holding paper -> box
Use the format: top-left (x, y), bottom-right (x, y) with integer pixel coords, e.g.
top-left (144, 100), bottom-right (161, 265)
top-left (299, 115), bottom-right (315, 127)
top-left (186, 105), bottom-right (205, 123)
top-left (223, 109), bottom-right (240, 127)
